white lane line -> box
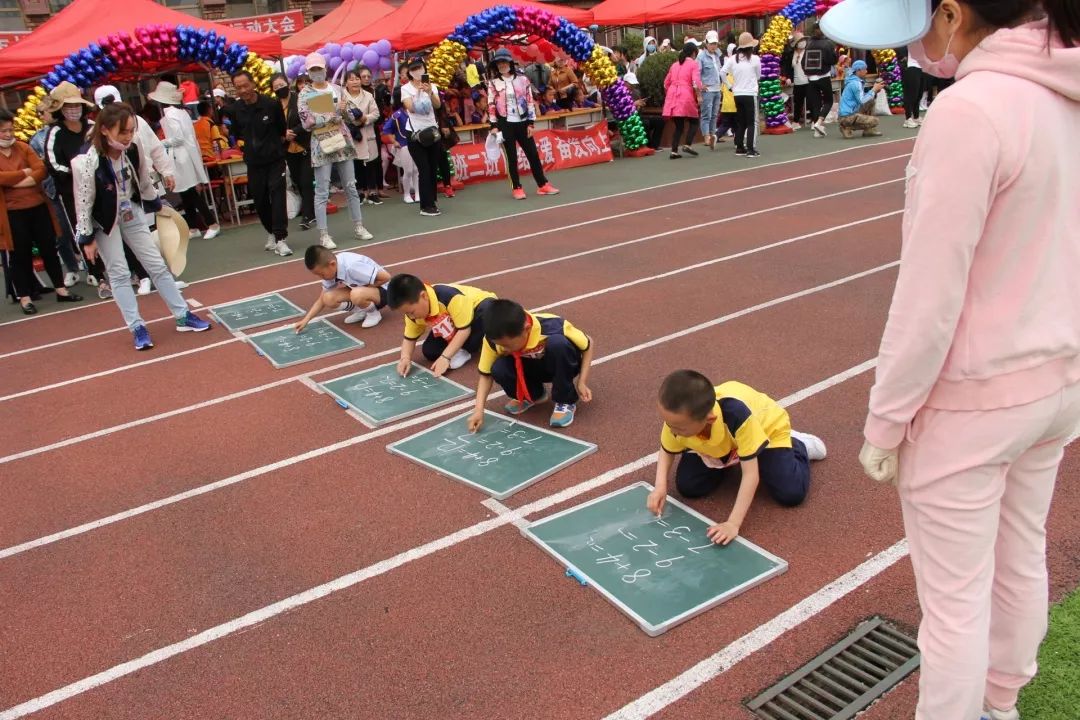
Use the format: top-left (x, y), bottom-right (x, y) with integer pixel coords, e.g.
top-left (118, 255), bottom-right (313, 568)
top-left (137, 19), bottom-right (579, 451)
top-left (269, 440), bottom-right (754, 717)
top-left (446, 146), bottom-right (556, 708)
top-left (0, 213), bottom-right (900, 465)
top-left (0, 263), bottom-right (896, 560)
top-left (481, 499), bottom-right (529, 530)
top-left (0, 149), bottom-right (911, 359)
top-left (0, 178), bottom-right (904, 405)
top-left (603, 541), bottom-right (912, 720)
top-left (0, 358), bottom-right (875, 720)
top-left (185, 299), bottom-right (203, 309)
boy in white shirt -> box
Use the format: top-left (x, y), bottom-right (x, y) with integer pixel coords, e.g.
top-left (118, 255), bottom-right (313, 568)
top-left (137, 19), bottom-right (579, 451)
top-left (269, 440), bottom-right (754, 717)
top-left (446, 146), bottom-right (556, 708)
top-left (295, 245), bottom-right (389, 331)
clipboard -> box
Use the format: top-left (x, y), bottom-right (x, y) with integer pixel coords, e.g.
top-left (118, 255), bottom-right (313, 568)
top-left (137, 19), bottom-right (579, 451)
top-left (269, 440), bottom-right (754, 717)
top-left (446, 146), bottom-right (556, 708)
top-left (306, 90), bottom-right (336, 115)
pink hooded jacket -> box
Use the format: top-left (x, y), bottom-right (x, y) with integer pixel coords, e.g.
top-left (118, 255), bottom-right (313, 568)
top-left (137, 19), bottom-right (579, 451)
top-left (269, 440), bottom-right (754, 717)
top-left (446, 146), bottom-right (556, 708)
top-left (865, 20), bottom-right (1080, 449)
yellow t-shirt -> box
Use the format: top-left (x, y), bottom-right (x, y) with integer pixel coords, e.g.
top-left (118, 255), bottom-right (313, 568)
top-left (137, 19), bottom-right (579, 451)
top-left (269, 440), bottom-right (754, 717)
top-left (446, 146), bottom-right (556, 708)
top-left (403, 283), bottom-right (496, 342)
top-left (721, 73), bottom-right (736, 113)
top-left (660, 381), bottom-right (791, 466)
top-left (477, 311), bottom-right (590, 375)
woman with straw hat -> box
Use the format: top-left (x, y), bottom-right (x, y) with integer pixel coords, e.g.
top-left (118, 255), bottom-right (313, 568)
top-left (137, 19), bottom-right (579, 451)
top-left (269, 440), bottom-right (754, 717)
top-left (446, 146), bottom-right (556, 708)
top-left (721, 32), bottom-right (762, 158)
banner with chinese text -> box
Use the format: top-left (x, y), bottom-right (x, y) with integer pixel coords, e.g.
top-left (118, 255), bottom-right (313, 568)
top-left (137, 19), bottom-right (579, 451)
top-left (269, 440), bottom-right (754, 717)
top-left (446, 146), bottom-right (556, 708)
top-left (221, 10), bottom-right (304, 37)
top-left (449, 121), bottom-right (613, 185)
top-left (0, 31), bottom-right (29, 51)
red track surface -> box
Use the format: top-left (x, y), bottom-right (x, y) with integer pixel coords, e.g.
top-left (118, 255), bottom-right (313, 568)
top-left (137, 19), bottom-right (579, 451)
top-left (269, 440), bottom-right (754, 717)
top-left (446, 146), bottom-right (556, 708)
top-left (2, 139), bottom-right (1077, 719)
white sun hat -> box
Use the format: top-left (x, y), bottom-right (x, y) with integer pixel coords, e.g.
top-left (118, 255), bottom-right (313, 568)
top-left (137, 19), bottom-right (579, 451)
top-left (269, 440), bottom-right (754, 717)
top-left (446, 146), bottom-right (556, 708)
top-left (820, 0), bottom-right (934, 50)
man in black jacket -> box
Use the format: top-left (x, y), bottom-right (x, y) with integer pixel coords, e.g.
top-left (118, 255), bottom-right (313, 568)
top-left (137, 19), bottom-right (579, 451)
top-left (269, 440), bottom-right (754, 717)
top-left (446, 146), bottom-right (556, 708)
top-left (224, 71), bottom-right (292, 256)
top-left (801, 23), bottom-right (838, 137)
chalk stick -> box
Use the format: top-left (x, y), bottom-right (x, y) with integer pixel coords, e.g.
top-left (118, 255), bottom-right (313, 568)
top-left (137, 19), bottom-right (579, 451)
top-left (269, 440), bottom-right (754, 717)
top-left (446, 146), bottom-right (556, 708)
top-left (565, 567), bottom-right (588, 586)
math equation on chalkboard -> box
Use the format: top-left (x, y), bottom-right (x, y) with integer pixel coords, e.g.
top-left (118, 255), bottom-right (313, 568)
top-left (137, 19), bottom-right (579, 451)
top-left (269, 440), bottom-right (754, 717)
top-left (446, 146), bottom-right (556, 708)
top-left (586, 517), bottom-right (719, 584)
top-left (346, 372), bottom-right (440, 404)
top-left (434, 419), bottom-right (544, 468)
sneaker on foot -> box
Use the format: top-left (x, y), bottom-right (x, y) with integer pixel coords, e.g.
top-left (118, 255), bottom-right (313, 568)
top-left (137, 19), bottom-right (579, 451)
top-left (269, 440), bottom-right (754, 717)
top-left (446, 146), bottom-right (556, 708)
top-left (133, 324), bottom-right (154, 351)
top-left (537, 183), bottom-right (560, 196)
top-left (669, 151), bottom-right (682, 159)
top-left (343, 306), bottom-right (368, 324)
top-left (420, 206), bottom-right (441, 217)
top-left (264, 234), bottom-right (277, 251)
top-left (189, 229), bottom-right (202, 239)
top-left (64, 271), bottom-right (79, 287)
top-left (86, 274), bottom-right (98, 287)
top-left (97, 284), bottom-right (113, 300)
top-left (862, 129), bottom-right (883, 137)
top-left (734, 148), bottom-right (747, 156)
top-left (299, 218), bottom-right (315, 230)
top-left (512, 187), bottom-right (527, 200)
top-left (137, 277), bottom-right (152, 295)
top-left (275, 240), bottom-right (294, 256)
top-left (682, 145), bottom-right (699, 157)
top-left (791, 430), bottom-right (827, 461)
top-left (982, 706), bottom-right (1020, 720)
top-left (367, 194), bottom-right (383, 206)
top-left (176, 310), bottom-right (211, 332)
top-left (403, 196), bottom-right (417, 204)
top-left (361, 307), bottom-right (383, 328)
top-left (203, 225), bottom-right (221, 240)
top-left (550, 402), bottom-right (577, 428)
top-left (319, 233), bottom-right (337, 249)
top-left (746, 150), bottom-right (761, 158)
top-left (840, 126), bottom-right (855, 139)
top-left (354, 224), bottom-right (373, 241)
top-left (504, 388), bottom-right (549, 415)
top-left (448, 348), bottom-right (471, 370)
top-left (442, 186), bottom-right (455, 198)
top-left (174, 280), bottom-right (189, 290)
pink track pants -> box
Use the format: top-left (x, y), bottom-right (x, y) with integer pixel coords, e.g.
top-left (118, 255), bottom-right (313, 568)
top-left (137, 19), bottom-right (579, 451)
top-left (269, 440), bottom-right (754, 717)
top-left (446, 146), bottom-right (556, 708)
top-left (898, 381), bottom-right (1080, 719)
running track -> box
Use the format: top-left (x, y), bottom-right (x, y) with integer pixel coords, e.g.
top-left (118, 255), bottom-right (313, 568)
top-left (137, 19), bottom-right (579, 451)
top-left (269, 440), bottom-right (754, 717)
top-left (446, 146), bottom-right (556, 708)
top-left (2, 139), bottom-right (1078, 720)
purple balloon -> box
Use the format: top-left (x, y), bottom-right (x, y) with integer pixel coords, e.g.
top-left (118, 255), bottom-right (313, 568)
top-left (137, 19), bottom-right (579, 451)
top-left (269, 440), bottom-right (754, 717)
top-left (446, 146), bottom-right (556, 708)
top-left (328, 56), bottom-right (342, 71)
top-left (374, 39), bottom-right (391, 56)
top-left (325, 43), bottom-right (341, 58)
top-left (353, 43), bottom-right (368, 58)
top-left (378, 56), bottom-right (392, 71)
top-left (361, 49), bottom-right (380, 68)
top-left (339, 47), bottom-right (353, 62)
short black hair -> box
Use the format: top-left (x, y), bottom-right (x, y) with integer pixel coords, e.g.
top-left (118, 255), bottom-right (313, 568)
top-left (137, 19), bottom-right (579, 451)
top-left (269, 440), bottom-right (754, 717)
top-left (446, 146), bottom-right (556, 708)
top-left (658, 370), bottom-right (716, 421)
top-left (304, 244), bottom-right (335, 270)
top-left (196, 100), bottom-right (211, 116)
top-left (484, 299), bottom-right (528, 343)
top-left (231, 70), bottom-right (255, 85)
top-left (0, 108), bottom-right (14, 125)
top-left (386, 274), bottom-right (425, 309)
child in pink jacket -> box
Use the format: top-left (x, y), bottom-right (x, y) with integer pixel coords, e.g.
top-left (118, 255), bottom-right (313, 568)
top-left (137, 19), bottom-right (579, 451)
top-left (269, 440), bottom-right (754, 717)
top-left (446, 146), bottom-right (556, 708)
top-left (662, 42), bottom-right (703, 159)
top-left (827, 0), bottom-right (1080, 718)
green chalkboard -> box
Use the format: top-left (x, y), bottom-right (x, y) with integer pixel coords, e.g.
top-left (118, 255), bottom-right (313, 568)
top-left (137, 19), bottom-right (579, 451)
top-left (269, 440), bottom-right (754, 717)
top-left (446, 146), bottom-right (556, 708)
top-left (318, 362), bottom-right (473, 427)
top-left (524, 482), bottom-right (788, 636)
top-left (386, 410), bottom-right (597, 499)
top-left (247, 319), bottom-right (364, 368)
top-left (210, 293), bottom-right (304, 332)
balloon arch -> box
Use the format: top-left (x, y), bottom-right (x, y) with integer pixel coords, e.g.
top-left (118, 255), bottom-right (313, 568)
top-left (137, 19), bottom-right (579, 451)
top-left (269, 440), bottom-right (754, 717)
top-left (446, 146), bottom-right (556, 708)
top-left (425, 5), bottom-right (649, 150)
top-left (758, 0), bottom-right (904, 134)
top-left (13, 25), bottom-right (274, 141)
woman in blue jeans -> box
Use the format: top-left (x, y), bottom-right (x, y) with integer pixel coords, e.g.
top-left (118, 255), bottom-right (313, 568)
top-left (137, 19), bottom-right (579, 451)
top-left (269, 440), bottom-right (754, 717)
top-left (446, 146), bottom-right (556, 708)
top-left (697, 31), bottom-right (726, 149)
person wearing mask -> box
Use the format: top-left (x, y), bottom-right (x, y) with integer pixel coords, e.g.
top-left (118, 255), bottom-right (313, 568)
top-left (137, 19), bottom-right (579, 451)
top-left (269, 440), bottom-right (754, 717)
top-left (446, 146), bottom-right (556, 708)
top-left (29, 104), bottom-right (80, 287)
top-left (400, 55), bottom-right (444, 217)
top-left (0, 109), bottom-right (82, 314)
top-left (722, 33), bottom-right (763, 158)
top-left (298, 52), bottom-right (372, 248)
top-left (633, 36), bottom-right (659, 72)
top-left (697, 31), bottom-right (725, 149)
top-left (821, 1), bottom-right (1080, 718)
top-left (72, 102), bottom-right (209, 349)
top-left (343, 67), bottom-right (383, 206)
top-left (485, 48), bottom-right (560, 200)
top-left (837, 60), bottom-right (886, 138)
top-left (801, 22), bottom-right (839, 137)
top-left (271, 74), bottom-right (315, 231)
top-left (663, 42), bottom-right (703, 159)
top-left (148, 80), bottom-right (221, 241)
top-left (224, 70), bottom-right (292, 256)
top-left (782, 34), bottom-right (810, 128)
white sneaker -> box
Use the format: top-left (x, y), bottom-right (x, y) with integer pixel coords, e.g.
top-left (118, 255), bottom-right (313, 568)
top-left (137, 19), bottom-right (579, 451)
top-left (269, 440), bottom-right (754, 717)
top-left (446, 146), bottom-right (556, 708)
top-left (274, 240), bottom-right (293, 257)
top-left (915, 117), bottom-right (924, 126)
top-left (86, 274), bottom-right (98, 287)
top-left (174, 280), bottom-right (189, 290)
top-left (361, 307), bottom-right (383, 328)
top-left (354, 224), bottom-right (373, 241)
top-left (189, 229), bottom-right (202, 239)
top-left (791, 430), bottom-right (827, 461)
top-left (982, 706), bottom-right (1019, 720)
top-left (264, 234), bottom-right (277, 251)
top-left (319, 233), bottom-right (337, 249)
top-left (902, 119), bottom-right (918, 129)
top-left (203, 225), bottom-right (221, 240)
top-left (448, 349), bottom-right (471, 370)
top-left (137, 278), bottom-right (152, 296)
top-left (343, 307), bottom-right (368, 324)
top-left (64, 271), bottom-right (79, 288)
top-left (403, 196), bottom-right (416, 204)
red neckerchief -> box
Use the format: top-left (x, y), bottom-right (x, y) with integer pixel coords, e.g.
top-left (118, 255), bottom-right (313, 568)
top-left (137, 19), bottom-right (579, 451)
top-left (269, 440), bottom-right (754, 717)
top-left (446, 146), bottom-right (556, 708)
top-left (696, 421), bottom-right (714, 441)
top-left (510, 315), bottom-right (535, 403)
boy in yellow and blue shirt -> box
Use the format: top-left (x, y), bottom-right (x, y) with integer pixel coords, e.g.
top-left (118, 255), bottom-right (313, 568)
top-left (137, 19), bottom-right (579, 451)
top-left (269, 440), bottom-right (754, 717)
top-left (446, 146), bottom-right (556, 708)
top-left (468, 299), bottom-right (593, 430)
top-left (647, 370), bottom-right (826, 545)
top-left (386, 273), bottom-right (496, 377)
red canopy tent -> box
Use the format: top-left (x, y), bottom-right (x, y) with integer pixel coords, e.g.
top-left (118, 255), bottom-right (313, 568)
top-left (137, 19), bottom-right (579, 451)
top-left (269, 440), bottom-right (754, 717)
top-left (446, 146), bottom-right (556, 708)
top-left (347, 0), bottom-right (594, 51)
top-left (592, 0), bottom-right (786, 26)
top-left (0, 0), bottom-right (283, 87)
top-left (282, 0), bottom-right (396, 55)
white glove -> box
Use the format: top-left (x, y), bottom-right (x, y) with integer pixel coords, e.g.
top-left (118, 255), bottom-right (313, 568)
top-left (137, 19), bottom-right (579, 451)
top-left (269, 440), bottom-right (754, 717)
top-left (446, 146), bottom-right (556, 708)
top-left (859, 441), bottom-right (899, 486)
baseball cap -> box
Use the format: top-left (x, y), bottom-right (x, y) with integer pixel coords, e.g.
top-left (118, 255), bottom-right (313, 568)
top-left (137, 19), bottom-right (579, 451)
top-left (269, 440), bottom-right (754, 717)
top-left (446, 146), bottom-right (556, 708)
top-left (819, 0), bottom-right (934, 50)
top-left (705, 30), bottom-right (720, 44)
top-left (93, 84), bottom-right (121, 108)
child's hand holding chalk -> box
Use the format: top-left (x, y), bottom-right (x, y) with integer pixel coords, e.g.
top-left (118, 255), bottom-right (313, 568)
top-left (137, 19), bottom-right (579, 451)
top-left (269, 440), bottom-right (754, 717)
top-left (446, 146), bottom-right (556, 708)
top-left (294, 319), bottom-right (308, 334)
top-left (646, 487), bottom-right (667, 517)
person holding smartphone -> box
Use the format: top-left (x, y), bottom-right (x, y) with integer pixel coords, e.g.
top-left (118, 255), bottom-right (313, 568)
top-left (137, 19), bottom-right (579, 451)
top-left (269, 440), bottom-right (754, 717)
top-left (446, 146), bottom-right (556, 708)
top-left (400, 56), bottom-right (444, 217)
top-left (837, 59), bottom-right (885, 138)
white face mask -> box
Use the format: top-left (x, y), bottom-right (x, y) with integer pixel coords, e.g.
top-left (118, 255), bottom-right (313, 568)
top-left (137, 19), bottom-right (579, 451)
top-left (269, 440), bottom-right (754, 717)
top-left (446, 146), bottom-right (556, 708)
top-left (62, 106), bottom-right (83, 122)
top-left (410, 69), bottom-right (424, 81)
top-left (0, 137), bottom-right (15, 148)
top-left (309, 69), bottom-right (327, 84)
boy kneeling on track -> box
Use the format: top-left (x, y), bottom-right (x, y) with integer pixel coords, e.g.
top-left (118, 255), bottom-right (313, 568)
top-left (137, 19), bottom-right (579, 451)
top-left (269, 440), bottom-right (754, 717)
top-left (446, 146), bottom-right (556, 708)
top-left (468, 299), bottom-right (594, 430)
top-left (295, 245), bottom-right (390, 333)
top-left (648, 370), bottom-right (827, 545)
top-left (386, 273), bottom-right (497, 378)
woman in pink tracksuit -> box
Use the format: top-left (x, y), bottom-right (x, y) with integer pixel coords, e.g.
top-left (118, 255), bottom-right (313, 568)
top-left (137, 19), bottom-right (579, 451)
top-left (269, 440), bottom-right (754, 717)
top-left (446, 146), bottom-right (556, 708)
top-left (832, 0), bottom-right (1080, 717)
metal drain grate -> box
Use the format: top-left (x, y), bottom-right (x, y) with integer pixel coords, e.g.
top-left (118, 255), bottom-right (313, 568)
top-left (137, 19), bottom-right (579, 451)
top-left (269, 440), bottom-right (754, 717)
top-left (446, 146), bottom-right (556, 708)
top-left (746, 616), bottom-right (920, 720)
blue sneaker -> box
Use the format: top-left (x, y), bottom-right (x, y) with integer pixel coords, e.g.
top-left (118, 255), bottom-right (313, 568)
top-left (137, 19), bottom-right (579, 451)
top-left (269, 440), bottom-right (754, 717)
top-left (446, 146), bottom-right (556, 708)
top-left (133, 325), bottom-right (154, 351)
top-left (176, 311), bottom-right (211, 332)
top-left (550, 403), bottom-right (577, 428)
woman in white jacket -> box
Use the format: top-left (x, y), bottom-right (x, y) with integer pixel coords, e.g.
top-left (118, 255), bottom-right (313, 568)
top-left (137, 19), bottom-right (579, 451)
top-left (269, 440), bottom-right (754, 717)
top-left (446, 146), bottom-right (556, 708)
top-left (342, 68), bottom-right (382, 205)
top-left (148, 81), bottom-right (220, 240)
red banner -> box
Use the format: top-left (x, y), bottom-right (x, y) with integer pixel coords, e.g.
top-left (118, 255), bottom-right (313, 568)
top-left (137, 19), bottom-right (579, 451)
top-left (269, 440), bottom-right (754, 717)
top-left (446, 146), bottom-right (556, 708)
top-left (450, 121), bottom-right (613, 185)
top-left (0, 31), bottom-right (30, 51)
top-left (220, 10), bottom-right (305, 37)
